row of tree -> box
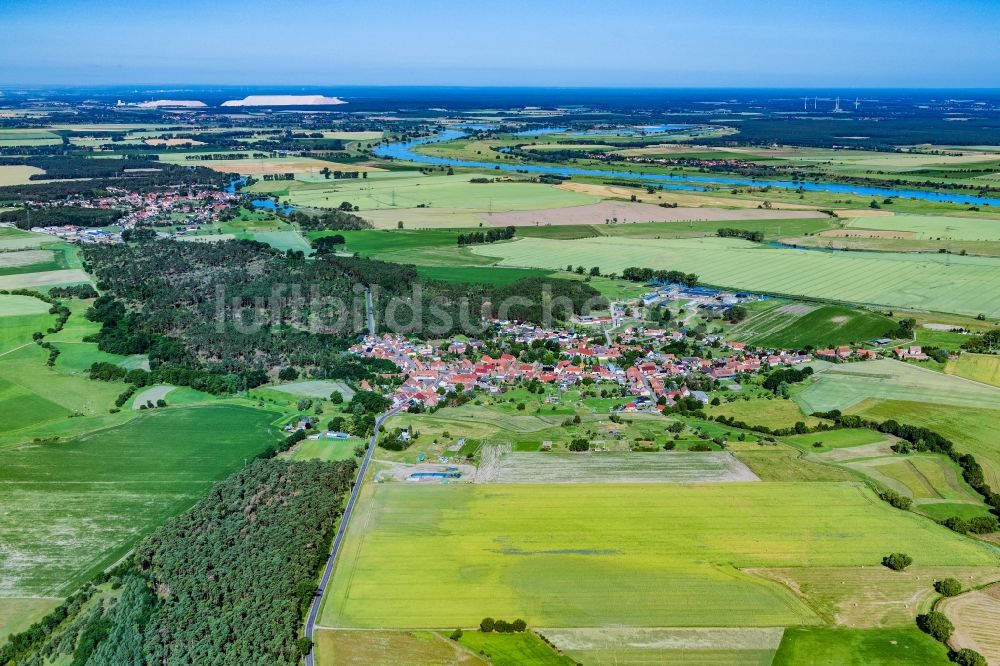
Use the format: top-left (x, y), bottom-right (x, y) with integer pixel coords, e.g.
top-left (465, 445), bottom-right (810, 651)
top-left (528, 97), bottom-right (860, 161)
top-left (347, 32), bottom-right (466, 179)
top-left (1, 459), bottom-right (357, 665)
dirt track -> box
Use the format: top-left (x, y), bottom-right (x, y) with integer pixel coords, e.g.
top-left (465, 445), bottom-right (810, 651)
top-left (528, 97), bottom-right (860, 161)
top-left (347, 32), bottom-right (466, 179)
top-left (481, 200), bottom-right (826, 227)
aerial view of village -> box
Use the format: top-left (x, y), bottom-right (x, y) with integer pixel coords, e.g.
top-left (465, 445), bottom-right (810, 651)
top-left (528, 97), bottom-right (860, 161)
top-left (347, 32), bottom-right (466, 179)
top-left (2, 1), bottom-right (1000, 665)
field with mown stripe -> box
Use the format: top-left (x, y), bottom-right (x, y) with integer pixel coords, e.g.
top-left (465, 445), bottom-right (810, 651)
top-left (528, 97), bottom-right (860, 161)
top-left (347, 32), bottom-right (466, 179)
top-left (473, 236), bottom-right (1000, 316)
top-left (794, 358), bottom-right (1000, 414)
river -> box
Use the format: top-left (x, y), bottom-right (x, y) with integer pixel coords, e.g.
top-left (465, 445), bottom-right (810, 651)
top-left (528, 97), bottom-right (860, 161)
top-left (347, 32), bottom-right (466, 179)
top-left (374, 129), bottom-right (1000, 207)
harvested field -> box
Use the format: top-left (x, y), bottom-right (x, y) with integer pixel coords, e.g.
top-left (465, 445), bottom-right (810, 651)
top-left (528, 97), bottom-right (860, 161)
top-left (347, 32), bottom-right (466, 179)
top-left (542, 627), bottom-right (783, 666)
top-left (555, 181), bottom-right (821, 210)
top-left (479, 451), bottom-right (760, 483)
top-left (940, 582), bottom-right (1000, 664)
top-left (476, 235), bottom-right (1000, 317)
top-left (482, 201), bottom-right (825, 227)
top-left (795, 359), bottom-right (1000, 414)
top-left (754, 566), bottom-right (1000, 627)
top-left (818, 229), bottom-right (918, 240)
top-left (0, 268), bottom-right (89, 289)
top-left (0, 228), bottom-right (48, 251)
top-left (313, 629), bottom-right (483, 666)
top-left (268, 379), bottom-right (355, 400)
top-left (194, 159), bottom-right (380, 175)
top-left (143, 137), bottom-right (205, 146)
top-left (0, 165), bottom-right (44, 186)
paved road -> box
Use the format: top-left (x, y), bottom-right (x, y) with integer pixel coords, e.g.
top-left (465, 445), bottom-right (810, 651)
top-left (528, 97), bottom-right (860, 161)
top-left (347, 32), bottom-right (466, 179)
top-left (304, 406), bottom-right (399, 665)
top-left (364, 287), bottom-right (376, 335)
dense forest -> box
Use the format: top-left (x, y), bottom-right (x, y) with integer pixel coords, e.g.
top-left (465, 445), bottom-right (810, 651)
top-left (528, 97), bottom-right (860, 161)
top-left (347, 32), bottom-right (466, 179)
top-left (0, 206), bottom-right (124, 229)
top-left (0, 162), bottom-right (231, 201)
top-left (0, 459), bottom-right (356, 666)
top-left (81, 238), bottom-right (604, 380)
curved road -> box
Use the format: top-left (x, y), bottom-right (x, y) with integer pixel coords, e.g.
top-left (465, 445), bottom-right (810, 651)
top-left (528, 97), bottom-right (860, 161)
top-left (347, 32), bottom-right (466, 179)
top-left (304, 406), bottom-right (399, 666)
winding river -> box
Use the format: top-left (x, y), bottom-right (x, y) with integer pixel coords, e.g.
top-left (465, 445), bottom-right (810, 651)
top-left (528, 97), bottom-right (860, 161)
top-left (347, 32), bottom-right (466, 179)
top-left (374, 129), bottom-right (1000, 208)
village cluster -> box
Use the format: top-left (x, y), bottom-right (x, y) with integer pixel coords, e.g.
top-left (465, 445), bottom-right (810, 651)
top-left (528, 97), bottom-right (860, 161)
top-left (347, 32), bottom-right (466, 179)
top-left (350, 312), bottom-right (904, 412)
top-left (19, 185), bottom-right (242, 242)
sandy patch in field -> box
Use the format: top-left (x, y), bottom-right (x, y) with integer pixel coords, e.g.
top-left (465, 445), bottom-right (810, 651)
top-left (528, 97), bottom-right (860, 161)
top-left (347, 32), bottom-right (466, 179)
top-left (830, 316), bottom-right (850, 324)
top-left (196, 160), bottom-right (382, 175)
top-left (924, 323), bottom-right (963, 331)
top-left (0, 250), bottom-right (51, 268)
top-left (556, 181), bottom-right (821, 210)
top-left (818, 229), bottom-right (916, 240)
top-left (0, 269), bottom-right (89, 289)
top-left (541, 627), bottom-right (785, 651)
top-left (834, 208), bottom-right (896, 218)
top-left (132, 385), bottom-right (176, 409)
top-left (144, 138), bottom-right (206, 147)
top-left (776, 304), bottom-right (817, 316)
top-left (482, 200), bottom-right (825, 227)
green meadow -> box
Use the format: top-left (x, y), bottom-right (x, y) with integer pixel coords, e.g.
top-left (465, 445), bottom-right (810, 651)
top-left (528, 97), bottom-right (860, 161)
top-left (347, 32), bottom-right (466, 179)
top-left (728, 302), bottom-right (896, 348)
top-left (321, 482), bottom-right (996, 629)
top-left (0, 404), bottom-right (279, 597)
top-left (855, 400), bottom-right (1000, 489)
top-left (773, 627), bottom-right (950, 665)
top-left (845, 214), bottom-right (1000, 241)
top-left (252, 171), bottom-right (598, 213)
top-left (794, 358), bottom-right (1000, 414)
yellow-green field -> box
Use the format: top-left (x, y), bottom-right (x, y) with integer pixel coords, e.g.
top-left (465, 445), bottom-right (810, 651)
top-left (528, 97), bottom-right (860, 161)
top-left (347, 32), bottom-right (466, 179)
top-left (250, 172), bottom-right (599, 214)
top-left (0, 165), bottom-right (45, 185)
top-left (853, 400), bottom-right (1000, 489)
top-left (321, 482), bottom-right (997, 629)
top-left (945, 353), bottom-right (1000, 387)
top-left (844, 214), bottom-right (1000, 241)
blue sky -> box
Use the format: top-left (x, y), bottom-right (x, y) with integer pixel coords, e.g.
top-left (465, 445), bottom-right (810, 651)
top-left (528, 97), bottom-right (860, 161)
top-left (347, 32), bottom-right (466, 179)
top-left (1, 0), bottom-right (997, 87)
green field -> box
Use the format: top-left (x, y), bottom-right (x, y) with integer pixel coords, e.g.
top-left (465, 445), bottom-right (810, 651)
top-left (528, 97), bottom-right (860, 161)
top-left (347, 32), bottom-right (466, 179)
top-left (252, 172), bottom-right (598, 215)
top-left (855, 400), bottom-right (1000, 489)
top-left (846, 214), bottom-right (1000, 241)
top-left (0, 404), bottom-right (279, 597)
top-left (289, 436), bottom-right (363, 462)
top-left (416, 265), bottom-right (553, 285)
top-left (267, 379), bottom-right (356, 400)
top-left (474, 236), bottom-right (1000, 317)
top-left (249, 230), bottom-right (312, 252)
top-left (321, 482), bottom-right (997, 629)
top-left (794, 358), bottom-right (1000, 414)
top-left (457, 631), bottom-right (575, 665)
top-left (772, 627), bottom-right (950, 665)
top-left (728, 302), bottom-right (895, 348)
top-left (845, 454), bottom-right (984, 505)
top-left (945, 352), bottom-right (1000, 387)
top-left (710, 397), bottom-right (821, 430)
top-left (0, 597), bottom-right (60, 642)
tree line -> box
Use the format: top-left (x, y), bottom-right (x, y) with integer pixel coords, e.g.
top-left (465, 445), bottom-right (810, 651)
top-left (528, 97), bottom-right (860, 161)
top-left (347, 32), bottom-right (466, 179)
top-left (456, 226), bottom-right (516, 246)
top-left (620, 266), bottom-right (699, 286)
